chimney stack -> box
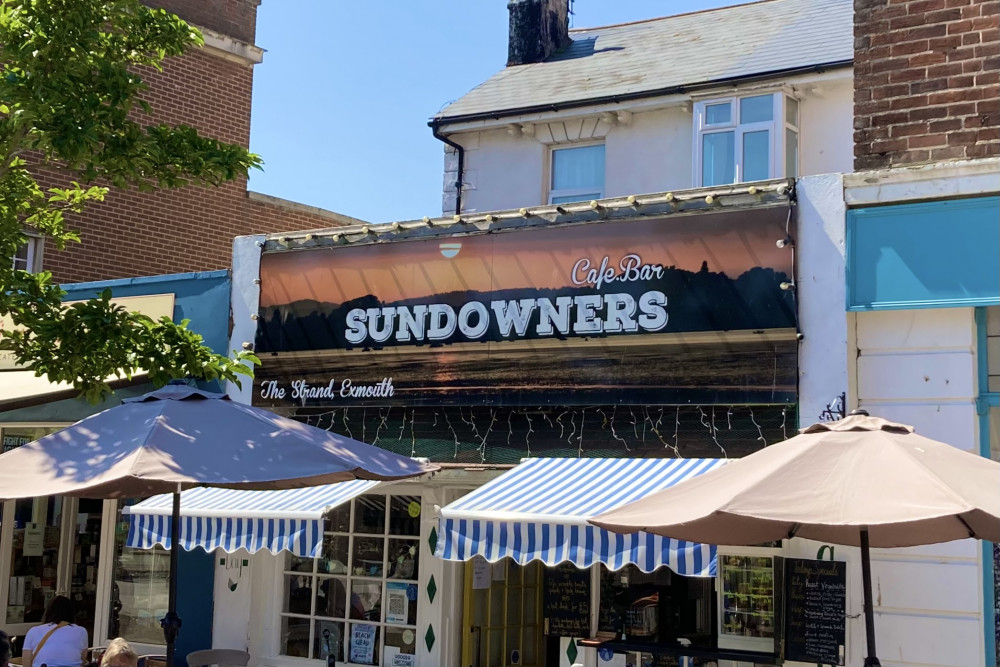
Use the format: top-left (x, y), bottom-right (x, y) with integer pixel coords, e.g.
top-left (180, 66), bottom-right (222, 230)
top-left (507, 0), bottom-right (570, 67)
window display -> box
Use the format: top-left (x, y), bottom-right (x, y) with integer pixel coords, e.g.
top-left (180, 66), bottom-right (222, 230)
top-left (108, 500), bottom-right (171, 644)
top-left (718, 554), bottom-right (778, 652)
top-left (279, 493), bottom-right (421, 666)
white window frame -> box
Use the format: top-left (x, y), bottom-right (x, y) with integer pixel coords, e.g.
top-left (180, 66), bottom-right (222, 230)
top-left (547, 141), bottom-right (606, 205)
top-left (276, 492), bottom-right (423, 667)
top-left (693, 92), bottom-right (799, 187)
top-left (11, 235), bottom-right (42, 272)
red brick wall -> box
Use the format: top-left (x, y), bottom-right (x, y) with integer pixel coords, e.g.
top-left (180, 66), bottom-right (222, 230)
top-left (146, 0), bottom-right (259, 44)
top-left (854, 0), bottom-right (1000, 170)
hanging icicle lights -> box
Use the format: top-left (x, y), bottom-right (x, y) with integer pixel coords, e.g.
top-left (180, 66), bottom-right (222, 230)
top-left (295, 404), bottom-right (793, 464)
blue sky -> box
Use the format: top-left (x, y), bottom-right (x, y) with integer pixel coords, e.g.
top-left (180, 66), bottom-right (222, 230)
top-left (248, 1), bottom-right (751, 224)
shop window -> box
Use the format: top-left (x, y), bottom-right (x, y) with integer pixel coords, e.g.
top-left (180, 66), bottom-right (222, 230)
top-left (717, 553), bottom-right (780, 652)
top-left (279, 493), bottom-right (421, 666)
top-left (597, 564), bottom-right (713, 646)
top-left (695, 93), bottom-right (799, 186)
top-left (549, 144), bottom-right (605, 204)
top-left (108, 500), bottom-right (171, 645)
top-left (987, 306), bottom-right (999, 397)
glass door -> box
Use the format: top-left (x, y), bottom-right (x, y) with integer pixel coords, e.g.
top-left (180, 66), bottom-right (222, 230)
top-left (462, 558), bottom-right (543, 667)
top-left (717, 551), bottom-right (779, 653)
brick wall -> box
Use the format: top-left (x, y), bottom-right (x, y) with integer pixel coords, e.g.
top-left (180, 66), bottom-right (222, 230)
top-left (854, 0), bottom-right (999, 170)
top-left (147, 0), bottom-right (259, 44)
top-left (36, 0), bottom-right (353, 284)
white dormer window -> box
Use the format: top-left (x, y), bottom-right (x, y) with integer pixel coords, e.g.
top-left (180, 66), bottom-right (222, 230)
top-left (694, 93), bottom-right (799, 187)
top-left (549, 143), bottom-right (605, 204)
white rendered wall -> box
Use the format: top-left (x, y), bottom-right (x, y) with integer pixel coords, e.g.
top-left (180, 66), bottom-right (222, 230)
top-left (444, 74), bottom-right (853, 214)
top-left (795, 173), bottom-right (848, 428)
top-left (854, 307), bottom-right (984, 666)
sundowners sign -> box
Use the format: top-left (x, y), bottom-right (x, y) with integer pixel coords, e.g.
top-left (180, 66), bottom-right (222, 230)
top-left (256, 207), bottom-right (795, 353)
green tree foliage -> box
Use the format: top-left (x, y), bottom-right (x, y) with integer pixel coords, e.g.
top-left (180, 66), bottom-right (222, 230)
top-left (0, 0), bottom-right (261, 401)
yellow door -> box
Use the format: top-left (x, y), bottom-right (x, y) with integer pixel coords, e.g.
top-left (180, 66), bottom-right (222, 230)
top-left (462, 558), bottom-right (543, 667)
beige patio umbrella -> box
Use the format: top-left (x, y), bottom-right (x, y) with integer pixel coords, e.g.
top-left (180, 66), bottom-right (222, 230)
top-left (590, 410), bottom-right (1000, 667)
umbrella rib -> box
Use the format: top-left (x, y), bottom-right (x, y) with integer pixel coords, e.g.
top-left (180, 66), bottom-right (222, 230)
top-left (956, 513), bottom-right (976, 539)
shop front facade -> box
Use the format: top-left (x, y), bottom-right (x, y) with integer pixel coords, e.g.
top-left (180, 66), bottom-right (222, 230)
top-left (842, 160), bottom-right (1000, 667)
top-left (0, 270), bottom-right (234, 661)
top-left (216, 181), bottom-right (839, 667)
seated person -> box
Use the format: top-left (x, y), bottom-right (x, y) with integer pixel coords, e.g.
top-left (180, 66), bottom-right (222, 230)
top-left (22, 596), bottom-right (89, 667)
top-left (1, 630), bottom-right (12, 667)
top-left (99, 639), bottom-right (137, 667)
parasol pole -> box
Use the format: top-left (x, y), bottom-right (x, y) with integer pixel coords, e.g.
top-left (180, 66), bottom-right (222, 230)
top-left (162, 489), bottom-right (183, 667)
top-left (860, 528), bottom-right (881, 667)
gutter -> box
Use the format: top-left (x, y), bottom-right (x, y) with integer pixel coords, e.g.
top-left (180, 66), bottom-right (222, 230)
top-left (431, 60), bottom-right (853, 127)
top-left (430, 122), bottom-right (465, 214)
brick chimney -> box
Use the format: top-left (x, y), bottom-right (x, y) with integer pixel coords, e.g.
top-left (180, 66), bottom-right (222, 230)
top-left (853, 0), bottom-right (999, 170)
top-left (507, 0), bottom-right (571, 66)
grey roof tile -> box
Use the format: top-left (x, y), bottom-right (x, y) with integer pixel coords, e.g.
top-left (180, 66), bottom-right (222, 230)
top-left (435, 0), bottom-right (853, 122)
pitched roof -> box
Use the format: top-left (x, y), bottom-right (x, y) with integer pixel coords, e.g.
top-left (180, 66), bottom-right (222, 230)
top-left (434, 0), bottom-right (853, 123)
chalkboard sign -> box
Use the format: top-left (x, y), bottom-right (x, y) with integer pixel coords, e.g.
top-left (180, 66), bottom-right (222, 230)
top-left (783, 558), bottom-right (847, 665)
top-left (544, 562), bottom-right (591, 637)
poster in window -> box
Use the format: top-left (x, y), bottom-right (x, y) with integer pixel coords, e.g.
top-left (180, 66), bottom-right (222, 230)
top-left (23, 523), bottom-right (44, 557)
top-left (386, 582), bottom-right (409, 625)
top-left (472, 558), bottom-right (491, 590)
top-left (350, 623), bottom-right (376, 664)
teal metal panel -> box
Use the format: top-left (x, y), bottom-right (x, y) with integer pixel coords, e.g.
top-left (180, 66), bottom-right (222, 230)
top-left (847, 197), bottom-right (1000, 311)
top-left (976, 307), bottom-right (999, 666)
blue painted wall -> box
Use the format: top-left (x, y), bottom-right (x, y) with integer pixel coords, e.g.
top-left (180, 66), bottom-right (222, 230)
top-left (847, 196), bottom-right (1000, 311)
top-left (58, 271), bottom-right (231, 662)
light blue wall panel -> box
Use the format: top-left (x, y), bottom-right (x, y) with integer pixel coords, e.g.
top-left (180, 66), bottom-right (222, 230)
top-left (847, 196), bottom-right (999, 310)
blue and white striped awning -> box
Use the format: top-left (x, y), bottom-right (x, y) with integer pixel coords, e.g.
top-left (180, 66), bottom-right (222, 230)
top-left (124, 480), bottom-right (380, 557)
top-left (437, 458), bottom-right (727, 577)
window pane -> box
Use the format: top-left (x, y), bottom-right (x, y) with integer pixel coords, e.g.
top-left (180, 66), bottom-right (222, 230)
top-left (350, 580), bottom-right (382, 621)
top-left (785, 96), bottom-right (799, 126)
top-left (702, 132), bottom-right (735, 186)
top-left (348, 623), bottom-right (380, 666)
top-left (281, 615), bottom-right (311, 658)
top-left (385, 582), bottom-right (418, 626)
top-left (384, 626), bottom-right (418, 664)
top-left (389, 495), bottom-right (421, 536)
top-left (354, 495), bottom-right (386, 534)
top-left (741, 95), bottom-right (774, 123)
top-left (11, 243), bottom-right (29, 271)
top-left (320, 535), bottom-right (350, 575)
top-left (551, 145), bottom-right (605, 191)
top-left (785, 128), bottom-right (798, 178)
top-left (316, 576), bottom-right (349, 619)
top-left (551, 193), bottom-right (601, 205)
top-left (286, 575), bottom-right (314, 616)
top-left (314, 620), bottom-right (345, 663)
top-left (743, 130), bottom-right (770, 181)
top-left (706, 102), bottom-right (732, 125)
top-left (109, 500), bottom-right (171, 644)
top-left (326, 502), bottom-right (351, 533)
top-left (352, 535), bottom-right (385, 577)
top-left (387, 539), bottom-right (419, 580)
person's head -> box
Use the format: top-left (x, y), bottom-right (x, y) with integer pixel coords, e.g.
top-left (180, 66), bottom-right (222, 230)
top-left (0, 629), bottom-right (11, 667)
top-left (101, 638), bottom-right (138, 667)
top-left (42, 595), bottom-right (75, 624)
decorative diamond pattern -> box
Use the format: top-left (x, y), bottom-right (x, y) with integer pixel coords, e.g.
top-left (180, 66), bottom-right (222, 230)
top-left (428, 526), bottom-right (438, 554)
top-left (426, 574), bottom-right (437, 604)
top-left (566, 639), bottom-right (578, 665)
top-left (424, 624), bottom-right (436, 652)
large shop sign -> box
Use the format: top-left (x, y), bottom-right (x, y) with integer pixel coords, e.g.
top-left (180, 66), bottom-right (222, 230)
top-left (255, 207), bottom-right (797, 407)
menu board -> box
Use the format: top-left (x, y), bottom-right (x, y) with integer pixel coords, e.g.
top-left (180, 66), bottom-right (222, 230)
top-left (544, 563), bottom-right (591, 637)
top-left (784, 558), bottom-right (847, 665)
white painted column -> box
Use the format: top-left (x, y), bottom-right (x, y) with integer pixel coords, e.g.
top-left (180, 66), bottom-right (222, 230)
top-left (228, 234), bottom-right (265, 405)
top-left (794, 173), bottom-right (848, 428)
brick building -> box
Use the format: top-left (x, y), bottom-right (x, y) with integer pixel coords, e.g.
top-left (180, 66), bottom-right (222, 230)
top-left (23, 0), bottom-right (359, 284)
top-left (853, 0), bottom-right (999, 169)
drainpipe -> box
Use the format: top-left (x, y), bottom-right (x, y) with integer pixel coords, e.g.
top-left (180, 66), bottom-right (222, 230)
top-left (430, 121), bottom-right (464, 215)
